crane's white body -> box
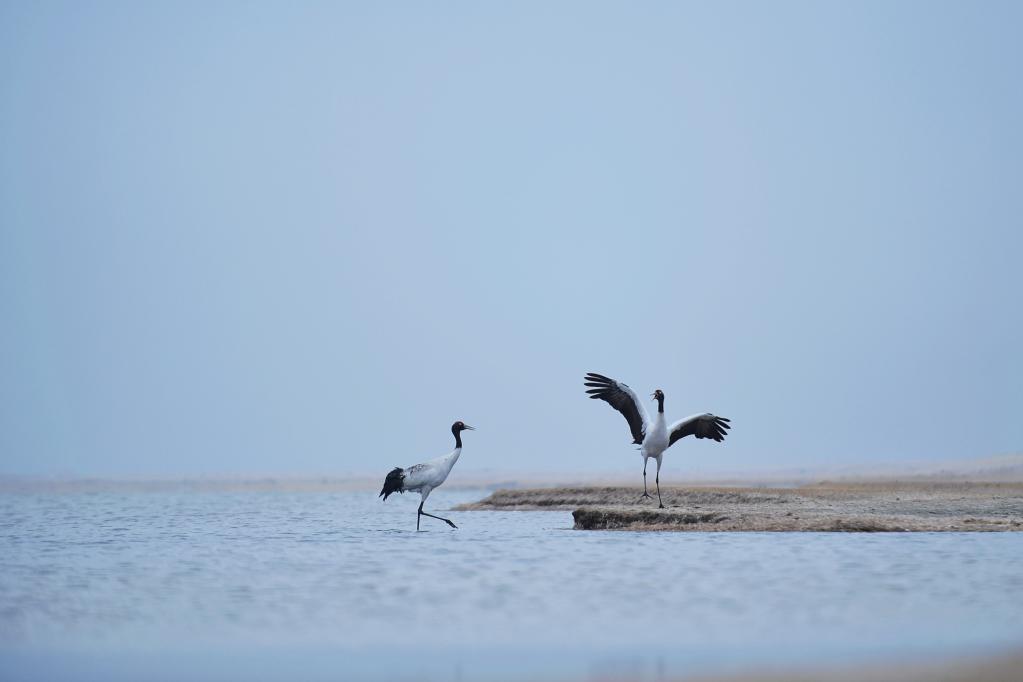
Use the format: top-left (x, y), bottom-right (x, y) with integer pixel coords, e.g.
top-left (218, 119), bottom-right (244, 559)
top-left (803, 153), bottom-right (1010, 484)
top-left (642, 411), bottom-right (669, 461)
top-left (401, 447), bottom-right (461, 504)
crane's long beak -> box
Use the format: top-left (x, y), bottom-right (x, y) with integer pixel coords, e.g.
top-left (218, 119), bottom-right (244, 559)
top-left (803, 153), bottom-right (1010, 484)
top-left (464, 425), bottom-right (475, 430)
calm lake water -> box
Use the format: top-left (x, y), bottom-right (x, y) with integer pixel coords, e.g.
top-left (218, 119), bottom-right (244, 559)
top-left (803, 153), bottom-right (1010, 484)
top-left (1, 488), bottom-right (1022, 681)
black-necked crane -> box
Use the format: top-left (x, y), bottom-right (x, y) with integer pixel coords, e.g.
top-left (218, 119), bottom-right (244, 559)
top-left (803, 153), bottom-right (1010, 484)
top-left (584, 373), bottom-right (731, 508)
top-left (379, 421), bottom-right (474, 530)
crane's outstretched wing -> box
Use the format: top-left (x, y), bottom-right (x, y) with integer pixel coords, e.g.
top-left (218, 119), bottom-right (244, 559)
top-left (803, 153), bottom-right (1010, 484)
top-left (668, 413), bottom-right (731, 446)
top-left (584, 372), bottom-right (648, 444)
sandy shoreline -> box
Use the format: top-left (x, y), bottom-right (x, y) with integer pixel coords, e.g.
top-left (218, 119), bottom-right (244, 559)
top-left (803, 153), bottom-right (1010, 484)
top-left (680, 649), bottom-right (1023, 682)
top-left (456, 482), bottom-right (1023, 531)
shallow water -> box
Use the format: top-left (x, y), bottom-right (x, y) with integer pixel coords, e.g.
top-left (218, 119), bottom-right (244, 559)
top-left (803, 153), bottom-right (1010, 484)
top-left (1, 489), bottom-right (1022, 681)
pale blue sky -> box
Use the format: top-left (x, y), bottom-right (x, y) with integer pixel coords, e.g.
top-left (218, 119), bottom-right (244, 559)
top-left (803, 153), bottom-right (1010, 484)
top-left (1, 2), bottom-right (1020, 477)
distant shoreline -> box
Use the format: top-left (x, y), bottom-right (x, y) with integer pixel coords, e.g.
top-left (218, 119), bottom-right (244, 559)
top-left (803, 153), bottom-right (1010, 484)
top-left (2, 452), bottom-right (1021, 495)
top-left (458, 481), bottom-right (1023, 531)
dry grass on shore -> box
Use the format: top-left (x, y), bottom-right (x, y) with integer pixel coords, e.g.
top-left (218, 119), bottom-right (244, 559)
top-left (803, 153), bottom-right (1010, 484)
top-left (457, 482), bottom-right (1023, 531)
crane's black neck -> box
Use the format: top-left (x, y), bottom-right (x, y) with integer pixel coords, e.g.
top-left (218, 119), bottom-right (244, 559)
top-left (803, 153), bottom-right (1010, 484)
top-left (655, 395), bottom-right (665, 414)
top-left (452, 427), bottom-right (462, 449)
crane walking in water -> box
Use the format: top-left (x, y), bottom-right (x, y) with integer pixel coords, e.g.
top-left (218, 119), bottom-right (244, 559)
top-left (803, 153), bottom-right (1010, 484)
top-left (584, 372), bottom-right (731, 509)
top-left (379, 421), bottom-right (474, 530)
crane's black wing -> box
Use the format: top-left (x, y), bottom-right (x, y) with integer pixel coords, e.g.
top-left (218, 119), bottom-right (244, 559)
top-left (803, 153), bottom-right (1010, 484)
top-left (379, 467), bottom-right (405, 500)
top-left (668, 413), bottom-right (731, 446)
top-left (584, 372), bottom-right (648, 445)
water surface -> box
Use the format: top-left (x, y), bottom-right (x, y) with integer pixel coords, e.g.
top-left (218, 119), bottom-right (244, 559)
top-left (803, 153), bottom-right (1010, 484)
top-left (1, 489), bottom-right (1022, 681)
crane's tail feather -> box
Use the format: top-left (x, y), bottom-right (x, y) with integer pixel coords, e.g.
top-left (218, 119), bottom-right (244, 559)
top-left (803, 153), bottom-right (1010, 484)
top-left (379, 467), bottom-right (405, 501)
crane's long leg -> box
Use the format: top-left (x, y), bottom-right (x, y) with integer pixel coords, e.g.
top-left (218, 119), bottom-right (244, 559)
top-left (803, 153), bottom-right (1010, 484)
top-left (418, 501), bottom-right (457, 529)
top-left (655, 457), bottom-right (665, 509)
top-left (639, 457), bottom-right (653, 501)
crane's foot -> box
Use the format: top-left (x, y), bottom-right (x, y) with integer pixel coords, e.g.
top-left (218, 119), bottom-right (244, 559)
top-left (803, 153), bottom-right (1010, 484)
top-left (638, 492), bottom-right (653, 502)
top-left (658, 503), bottom-right (666, 509)
top-left (444, 519), bottom-right (458, 529)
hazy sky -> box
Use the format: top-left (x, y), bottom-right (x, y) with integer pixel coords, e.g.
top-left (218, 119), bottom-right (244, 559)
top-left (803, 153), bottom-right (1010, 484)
top-left (1, 1), bottom-right (1020, 477)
